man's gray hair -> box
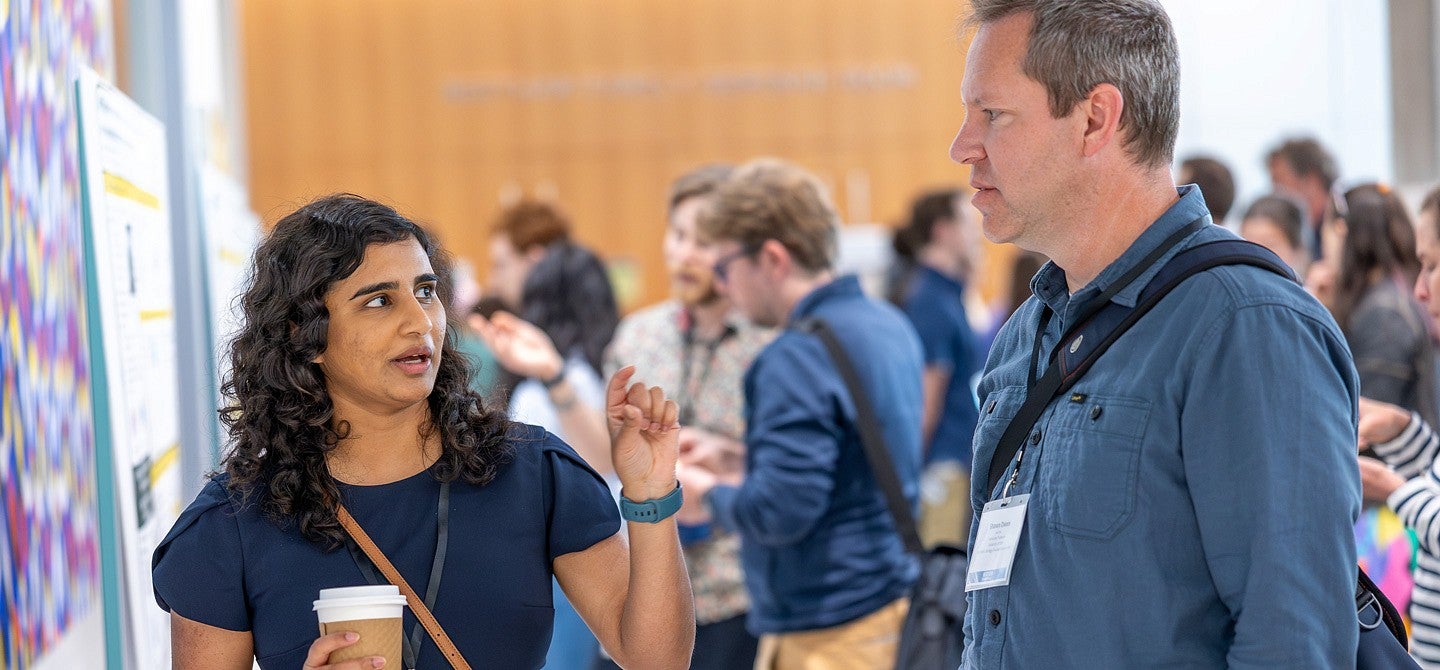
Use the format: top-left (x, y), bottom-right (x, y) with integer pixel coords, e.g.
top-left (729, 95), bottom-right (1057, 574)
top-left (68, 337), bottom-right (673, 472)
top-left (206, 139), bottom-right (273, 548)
top-left (968, 0), bottom-right (1180, 168)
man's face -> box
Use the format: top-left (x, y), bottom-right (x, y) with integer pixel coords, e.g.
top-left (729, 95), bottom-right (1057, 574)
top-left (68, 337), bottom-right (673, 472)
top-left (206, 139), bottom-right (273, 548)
top-left (1414, 209), bottom-right (1440, 320)
top-left (1267, 159), bottom-right (1303, 198)
top-left (663, 196), bottom-right (722, 308)
top-left (949, 11), bottom-right (1083, 251)
top-left (1267, 158), bottom-right (1322, 224)
top-left (710, 240), bottom-right (778, 327)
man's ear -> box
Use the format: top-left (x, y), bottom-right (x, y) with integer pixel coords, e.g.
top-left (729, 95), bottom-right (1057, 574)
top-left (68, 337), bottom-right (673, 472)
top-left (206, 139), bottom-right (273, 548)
top-left (757, 239), bottom-right (791, 277)
top-left (1080, 83), bottom-right (1124, 158)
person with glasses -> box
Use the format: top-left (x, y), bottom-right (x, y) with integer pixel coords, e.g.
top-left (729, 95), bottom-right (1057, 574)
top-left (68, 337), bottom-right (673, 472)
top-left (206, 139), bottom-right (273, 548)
top-left (598, 164), bottom-right (774, 670)
top-left (678, 158), bottom-right (924, 670)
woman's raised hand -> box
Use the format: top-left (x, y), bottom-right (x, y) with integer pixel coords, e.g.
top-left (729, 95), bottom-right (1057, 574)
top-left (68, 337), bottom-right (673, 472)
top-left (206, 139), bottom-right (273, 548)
top-left (468, 311), bottom-right (565, 380)
top-left (606, 366), bottom-right (680, 501)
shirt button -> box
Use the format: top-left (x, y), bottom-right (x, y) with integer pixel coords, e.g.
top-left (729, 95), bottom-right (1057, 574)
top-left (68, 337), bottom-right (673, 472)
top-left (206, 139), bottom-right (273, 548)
top-left (988, 400), bottom-right (997, 414)
top-left (989, 609), bottom-right (1002, 626)
top-left (1030, 430), bottom-right (1041, 445)
top-left (1090, 405), bottom-right (1103, 420)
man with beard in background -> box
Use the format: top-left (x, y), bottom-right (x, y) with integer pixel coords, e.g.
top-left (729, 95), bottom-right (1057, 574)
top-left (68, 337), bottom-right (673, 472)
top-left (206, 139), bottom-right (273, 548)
top-left (600, 164), bottom-right (774, 669)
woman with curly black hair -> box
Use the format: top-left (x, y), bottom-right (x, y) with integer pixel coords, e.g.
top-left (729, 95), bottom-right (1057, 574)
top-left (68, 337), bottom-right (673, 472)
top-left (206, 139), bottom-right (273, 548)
top-left (151, 194), bottom-right (693, 669)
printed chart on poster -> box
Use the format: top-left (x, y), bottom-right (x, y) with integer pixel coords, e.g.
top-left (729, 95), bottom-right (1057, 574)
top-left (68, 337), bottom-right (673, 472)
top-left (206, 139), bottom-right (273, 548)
top-left (75, 68), bottom-right (182, 670)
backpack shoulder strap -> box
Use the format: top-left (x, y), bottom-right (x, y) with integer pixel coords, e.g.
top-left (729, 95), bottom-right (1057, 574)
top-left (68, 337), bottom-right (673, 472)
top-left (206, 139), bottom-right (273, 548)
top-left (985, 239), bottom-right (1294, 493)
top-left (1052, 239), bottom-right (1295, 386)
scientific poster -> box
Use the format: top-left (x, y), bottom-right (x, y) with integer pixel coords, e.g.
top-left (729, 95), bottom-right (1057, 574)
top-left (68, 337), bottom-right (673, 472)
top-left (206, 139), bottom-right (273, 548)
top-left (75, 69), bottom-right (181, 670)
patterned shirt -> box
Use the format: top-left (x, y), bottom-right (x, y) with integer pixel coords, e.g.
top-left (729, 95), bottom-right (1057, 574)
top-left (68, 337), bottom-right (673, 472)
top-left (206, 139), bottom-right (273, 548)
top-left (604, 299), bottom-right (773, 624)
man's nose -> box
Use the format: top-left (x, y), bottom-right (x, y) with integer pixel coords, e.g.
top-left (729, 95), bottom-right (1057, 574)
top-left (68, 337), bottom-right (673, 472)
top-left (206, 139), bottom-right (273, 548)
top-left (949, 120), bottom-right (983, 165)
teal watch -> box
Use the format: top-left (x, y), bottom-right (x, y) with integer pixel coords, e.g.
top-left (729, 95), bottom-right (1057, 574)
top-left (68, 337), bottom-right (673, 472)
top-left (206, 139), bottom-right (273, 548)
top-left (620, 483), bottom-right (684, 523)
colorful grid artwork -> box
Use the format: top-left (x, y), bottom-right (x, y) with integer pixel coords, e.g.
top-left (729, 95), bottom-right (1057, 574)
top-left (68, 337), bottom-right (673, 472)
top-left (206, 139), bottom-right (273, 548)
top-left (1, 0), bottom-right (113, 667)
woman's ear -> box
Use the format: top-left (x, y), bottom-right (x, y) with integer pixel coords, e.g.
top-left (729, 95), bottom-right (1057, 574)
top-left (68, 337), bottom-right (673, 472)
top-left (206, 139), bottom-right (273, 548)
top-left (291, 321), bottom-right (324, 363)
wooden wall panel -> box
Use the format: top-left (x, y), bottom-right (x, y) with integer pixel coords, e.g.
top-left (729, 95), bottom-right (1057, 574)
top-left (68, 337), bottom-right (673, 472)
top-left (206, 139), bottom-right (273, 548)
top-left (243, 0), bottom-right (994, 310)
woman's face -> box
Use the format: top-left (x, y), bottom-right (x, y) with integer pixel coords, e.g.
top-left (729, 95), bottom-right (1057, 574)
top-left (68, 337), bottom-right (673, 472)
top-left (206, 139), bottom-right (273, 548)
top-left (1415, 208), bottom-right (1440, 320)
top-left (315, 238), bottom-right (446, 416)
top-left (1320, 208), bottom-right (1346, 268)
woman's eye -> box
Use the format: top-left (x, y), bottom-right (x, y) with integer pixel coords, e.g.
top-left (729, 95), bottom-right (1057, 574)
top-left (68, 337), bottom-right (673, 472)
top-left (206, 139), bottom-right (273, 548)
top-left (363, 295), bottom-right (389, 308)
top-left (417, 285), bottom-right (436, 301)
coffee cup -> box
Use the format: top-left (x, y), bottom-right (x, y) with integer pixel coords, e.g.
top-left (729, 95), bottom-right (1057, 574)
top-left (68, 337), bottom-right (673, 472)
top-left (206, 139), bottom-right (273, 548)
top-left (313, 585), bottom-right (408, 665)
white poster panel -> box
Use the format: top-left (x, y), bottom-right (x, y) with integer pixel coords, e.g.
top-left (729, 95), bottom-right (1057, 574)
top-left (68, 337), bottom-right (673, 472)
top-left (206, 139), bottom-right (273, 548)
top-left (75, 68), bottom-right (182, 670)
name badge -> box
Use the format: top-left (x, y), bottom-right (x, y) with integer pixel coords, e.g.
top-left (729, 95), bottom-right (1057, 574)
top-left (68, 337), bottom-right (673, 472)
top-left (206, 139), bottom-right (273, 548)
top-left (965, 494), bottom-right (1030, 592)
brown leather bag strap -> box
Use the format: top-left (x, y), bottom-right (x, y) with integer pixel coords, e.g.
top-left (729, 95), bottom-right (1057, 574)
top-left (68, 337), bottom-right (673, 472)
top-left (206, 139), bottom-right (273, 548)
top-left (336, 504), bottom-right (472, 670)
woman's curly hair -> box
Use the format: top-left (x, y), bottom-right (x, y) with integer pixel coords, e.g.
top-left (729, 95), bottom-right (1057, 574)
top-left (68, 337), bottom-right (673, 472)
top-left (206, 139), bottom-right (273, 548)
top-left (219, 194), bottom-right (513, 547)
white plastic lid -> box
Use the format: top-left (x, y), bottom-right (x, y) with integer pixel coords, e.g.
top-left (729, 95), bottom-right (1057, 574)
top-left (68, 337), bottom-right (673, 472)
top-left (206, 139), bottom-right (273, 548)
top-left (313, 585), bottom-right (408, 622)
top-left (318, 585), bottom-right (399, 600)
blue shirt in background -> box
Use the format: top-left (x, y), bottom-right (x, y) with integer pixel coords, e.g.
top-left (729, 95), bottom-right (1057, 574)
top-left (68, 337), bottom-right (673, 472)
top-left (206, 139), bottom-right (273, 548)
top-left (963, 186), bottom-right (1362, 668)
top-left (899, 264), bottom-right (982, 467)
top-left (708, 275), bottom-right (923, 635)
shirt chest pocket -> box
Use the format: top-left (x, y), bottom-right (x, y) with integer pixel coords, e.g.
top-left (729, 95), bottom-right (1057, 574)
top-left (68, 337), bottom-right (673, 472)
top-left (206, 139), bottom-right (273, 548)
top-left (1037, 393), bottom-right (1151, 540)
top-left (972, 385), bottom-right (1027, 505)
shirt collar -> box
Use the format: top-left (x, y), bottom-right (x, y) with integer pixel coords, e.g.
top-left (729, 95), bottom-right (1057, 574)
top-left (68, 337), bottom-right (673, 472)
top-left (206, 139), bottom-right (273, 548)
top-left (1032, 184), bottom-right (1210, 314)
top-left (916, 264), bottom-right (967, 294)
top-left (676, 301), bottom-right (749, 342)
top-left (791, 274), bottom-right (861, 322)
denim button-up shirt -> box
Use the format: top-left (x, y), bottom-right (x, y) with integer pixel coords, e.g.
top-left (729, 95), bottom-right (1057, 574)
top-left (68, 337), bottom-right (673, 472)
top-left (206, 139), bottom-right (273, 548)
top-left (963, 186), bottom-right (1362, 668)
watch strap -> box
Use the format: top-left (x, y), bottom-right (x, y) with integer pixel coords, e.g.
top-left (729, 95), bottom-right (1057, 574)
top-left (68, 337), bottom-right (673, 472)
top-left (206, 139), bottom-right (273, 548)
top-left (619, 483), bottom-right (684, 523)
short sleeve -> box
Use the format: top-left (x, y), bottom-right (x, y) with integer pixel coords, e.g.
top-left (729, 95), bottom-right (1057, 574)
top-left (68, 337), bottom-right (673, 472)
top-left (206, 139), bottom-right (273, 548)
top-left (905, 297), bottom-right (956, 371)
top-left (540, 432), bottom-right (622, 560)
top-left (151, 479), bottom-right (249, 631)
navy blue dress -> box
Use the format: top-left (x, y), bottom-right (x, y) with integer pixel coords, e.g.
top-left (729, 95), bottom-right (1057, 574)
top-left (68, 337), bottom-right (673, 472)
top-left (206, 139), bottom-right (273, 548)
top-left (151, 424), bottom-right (620, 669)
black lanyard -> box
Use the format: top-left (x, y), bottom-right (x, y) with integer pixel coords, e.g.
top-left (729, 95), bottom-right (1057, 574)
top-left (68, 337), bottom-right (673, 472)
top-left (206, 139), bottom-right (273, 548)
top-left (1002, 217), bottom-right (1207, 495)
top-left (676, 317), bottom-right (736, 427)
top-left (345, 480), bottom-right (451, 670)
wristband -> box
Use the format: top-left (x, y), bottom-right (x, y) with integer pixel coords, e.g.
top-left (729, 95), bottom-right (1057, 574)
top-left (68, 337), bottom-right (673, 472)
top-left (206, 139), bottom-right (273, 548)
top-left (620, 483), bottom-right (684, 524)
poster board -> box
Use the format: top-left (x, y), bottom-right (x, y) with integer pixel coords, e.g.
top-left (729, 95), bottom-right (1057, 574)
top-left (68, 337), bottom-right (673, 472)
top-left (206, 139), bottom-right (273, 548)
top-left (75, 68), bottom-right (183, 670)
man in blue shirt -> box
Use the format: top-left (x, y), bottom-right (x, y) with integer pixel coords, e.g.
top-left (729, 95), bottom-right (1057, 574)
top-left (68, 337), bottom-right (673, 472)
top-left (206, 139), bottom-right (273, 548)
top-left (888, 189), bottom-right (986, 547)
top-left (677, 158), bottom-right (923, 669)
top-left (952, 1), bottom-right (1361, 667)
